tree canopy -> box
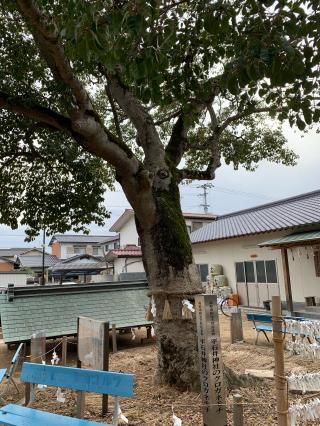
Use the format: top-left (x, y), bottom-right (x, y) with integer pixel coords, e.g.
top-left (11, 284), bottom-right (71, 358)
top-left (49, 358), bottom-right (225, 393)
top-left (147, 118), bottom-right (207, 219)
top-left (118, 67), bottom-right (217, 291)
top-left (0, 0), bottom-right (319, 238)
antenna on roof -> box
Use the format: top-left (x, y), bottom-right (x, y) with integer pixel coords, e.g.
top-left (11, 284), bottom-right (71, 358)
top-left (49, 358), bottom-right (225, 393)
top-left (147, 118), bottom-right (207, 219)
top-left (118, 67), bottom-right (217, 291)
top-left (197, 183), bottom-right (213, 214)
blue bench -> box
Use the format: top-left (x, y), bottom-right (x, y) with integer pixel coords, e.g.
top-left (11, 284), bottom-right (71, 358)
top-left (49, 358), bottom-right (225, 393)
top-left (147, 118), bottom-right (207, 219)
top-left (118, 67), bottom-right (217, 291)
top-left (0, 343), bottom-right (24, 403)
top-left (246, 313), bottom-right (307, 345)
top-left (0, 362), bottom-right (134, 426)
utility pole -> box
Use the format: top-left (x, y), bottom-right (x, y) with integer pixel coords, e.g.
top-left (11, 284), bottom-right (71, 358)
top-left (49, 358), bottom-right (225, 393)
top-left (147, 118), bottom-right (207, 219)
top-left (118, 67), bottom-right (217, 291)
top-left (197, 183), bottom-right (213, 214)
top-left (41, 228), bottom-right (45, 286)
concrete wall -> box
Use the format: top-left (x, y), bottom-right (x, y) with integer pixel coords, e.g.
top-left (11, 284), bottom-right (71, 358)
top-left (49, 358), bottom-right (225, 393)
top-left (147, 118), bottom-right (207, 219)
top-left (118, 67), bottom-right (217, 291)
top-left (119, 217), bottom-right (140, 247)
top-left (113, 257), bottom-right (144, 275)
top-left (0, 272), bottom-right (28, 287)
top-left (192, 231), bottom-right (320, 305)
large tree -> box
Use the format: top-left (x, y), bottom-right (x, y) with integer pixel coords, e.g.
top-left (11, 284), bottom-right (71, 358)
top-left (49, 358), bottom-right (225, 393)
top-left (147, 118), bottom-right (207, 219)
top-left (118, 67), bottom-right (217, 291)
top-left (1, 0), bottom-right (319, 388)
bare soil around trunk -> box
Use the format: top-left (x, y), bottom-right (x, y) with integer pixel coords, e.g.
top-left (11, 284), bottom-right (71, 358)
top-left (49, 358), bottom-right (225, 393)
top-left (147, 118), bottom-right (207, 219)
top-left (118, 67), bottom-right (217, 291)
top-left (1, 314), bottom-right (319, 425)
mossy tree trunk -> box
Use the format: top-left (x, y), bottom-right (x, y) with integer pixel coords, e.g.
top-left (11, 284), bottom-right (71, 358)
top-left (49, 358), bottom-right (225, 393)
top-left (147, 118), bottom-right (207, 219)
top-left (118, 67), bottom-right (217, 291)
top-left (121, 171), bottom-right (203, 389)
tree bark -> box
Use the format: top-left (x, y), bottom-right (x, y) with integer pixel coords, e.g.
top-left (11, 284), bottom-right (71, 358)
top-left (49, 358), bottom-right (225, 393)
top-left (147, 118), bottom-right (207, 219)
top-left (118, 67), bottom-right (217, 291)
top-left (129, 176), bottom-right (203, 390)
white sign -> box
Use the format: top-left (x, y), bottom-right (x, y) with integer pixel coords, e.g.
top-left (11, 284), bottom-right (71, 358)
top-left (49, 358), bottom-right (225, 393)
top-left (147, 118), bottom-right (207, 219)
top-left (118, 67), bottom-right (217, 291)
top-left (195, 294), bottom-right (227, 426)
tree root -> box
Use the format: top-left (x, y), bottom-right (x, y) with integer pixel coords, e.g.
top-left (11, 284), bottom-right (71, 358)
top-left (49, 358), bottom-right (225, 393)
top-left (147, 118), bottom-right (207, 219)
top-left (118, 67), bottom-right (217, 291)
top-left (224, 365), bottom-right (263, 390)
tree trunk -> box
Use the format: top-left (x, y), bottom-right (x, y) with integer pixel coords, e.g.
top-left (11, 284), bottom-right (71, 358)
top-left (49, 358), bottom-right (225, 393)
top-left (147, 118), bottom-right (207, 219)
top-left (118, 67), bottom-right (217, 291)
top-left (133, 179), bottom-right (203, 390)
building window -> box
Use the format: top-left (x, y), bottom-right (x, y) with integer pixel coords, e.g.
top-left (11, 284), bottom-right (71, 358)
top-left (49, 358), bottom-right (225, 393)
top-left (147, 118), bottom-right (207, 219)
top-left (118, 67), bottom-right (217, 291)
top-left (197, 264), bottom-right (209, 282)
top-left (92, 247), bottom-right (102, 256)
top-left (256, 261), bottom-right (267, 283)
top-left (314, 249), bottom-right (320, 277)
top-left (235, 262), bottom-right (245, 282)
top-left (244, 261), bottom-right (255, 282)
top-left (265, 260), bottom-right (277, 283)
top-left (192, 221), bottom-right (203, 232)
top-left (235, 260), bottom-right (278, 283)
top-left (73, 245), bottom-right (86, 254)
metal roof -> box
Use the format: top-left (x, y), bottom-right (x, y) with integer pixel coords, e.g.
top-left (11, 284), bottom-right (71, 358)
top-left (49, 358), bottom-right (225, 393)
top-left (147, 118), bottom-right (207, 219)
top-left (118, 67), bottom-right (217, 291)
top-left (17, 254), bottom-right (59, 268)
top-left (258, 231), bottom-right (320, 247)
top-left (0, 281), bottom-right (151, 343)
top-left (191, 189), bottom-right (320, 244)
top-left (51, 254), bottom-right (106, 272)
top-left (48, 234), bottom-right (117, 246)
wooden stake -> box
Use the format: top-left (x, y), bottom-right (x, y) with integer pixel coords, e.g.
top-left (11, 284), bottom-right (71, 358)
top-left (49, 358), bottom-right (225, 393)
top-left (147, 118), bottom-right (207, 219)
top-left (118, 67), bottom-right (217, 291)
top-left (231, 311), bottom-right (243, 343)
top-left (61, 336), bottom-right (67, 366)
top-left (102, 322), bottom-right (109, 416)
top-left (112, 324), bottom-right (117, 353)
top-left (272, 296), bottom-right (288, 426)
top-left (233, 393), bottom-right (244, 426)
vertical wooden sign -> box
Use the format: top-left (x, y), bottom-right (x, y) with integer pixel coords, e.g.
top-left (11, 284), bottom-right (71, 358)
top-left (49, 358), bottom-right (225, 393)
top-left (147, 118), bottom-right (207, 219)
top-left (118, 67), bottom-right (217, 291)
top-left (195, 294), bottom-right (227, 426)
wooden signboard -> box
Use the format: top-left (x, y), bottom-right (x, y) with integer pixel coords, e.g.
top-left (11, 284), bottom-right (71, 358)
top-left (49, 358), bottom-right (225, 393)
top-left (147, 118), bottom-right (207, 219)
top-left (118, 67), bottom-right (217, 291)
top-left (195, 294), bottom-right (227, 426)
top-left (77, 317), bottom-right (109, 416)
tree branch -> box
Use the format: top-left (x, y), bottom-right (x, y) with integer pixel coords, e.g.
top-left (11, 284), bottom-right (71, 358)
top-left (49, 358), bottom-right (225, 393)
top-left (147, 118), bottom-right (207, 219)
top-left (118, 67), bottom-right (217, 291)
top-left (16, 0), bottom-right (91, 111)
top-left (219, 107), bottom-right (285, 132)
top-left (105, 85), bottom-right (124, 143)
top-left (0, 91), bottom-right (72, 132)
top-left (106, 75), bottom-right (164, 163)
top-left (178, 135), bottom-right (221, 181)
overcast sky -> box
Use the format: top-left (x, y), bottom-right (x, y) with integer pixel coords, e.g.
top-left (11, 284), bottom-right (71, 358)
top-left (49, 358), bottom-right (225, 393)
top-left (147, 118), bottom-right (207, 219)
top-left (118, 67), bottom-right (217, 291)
top-left (0, 123), bottom-right (319, 249)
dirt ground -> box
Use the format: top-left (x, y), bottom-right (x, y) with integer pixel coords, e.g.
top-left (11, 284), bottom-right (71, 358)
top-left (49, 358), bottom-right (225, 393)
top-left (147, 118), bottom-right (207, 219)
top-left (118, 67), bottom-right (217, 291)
top-left (1, 315), bottom-right (320, 425)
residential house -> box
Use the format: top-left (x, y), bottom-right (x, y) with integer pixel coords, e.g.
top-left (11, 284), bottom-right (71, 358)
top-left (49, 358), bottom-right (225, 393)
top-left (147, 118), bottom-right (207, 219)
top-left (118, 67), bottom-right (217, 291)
top-left (107, 209), bottom-right (216, 278)
top-left (16, 252), bottom-right (59, 275)
top-left (191, 190), bottom-right (320, 313)
top-left (0, 256), bottom-right (16, 272)
top-left (49, 234), bottom-right (119, 259)
top-left (0, 247), bottom-right (41, 262)
top-left (50, 254), bottom-right (108, 283)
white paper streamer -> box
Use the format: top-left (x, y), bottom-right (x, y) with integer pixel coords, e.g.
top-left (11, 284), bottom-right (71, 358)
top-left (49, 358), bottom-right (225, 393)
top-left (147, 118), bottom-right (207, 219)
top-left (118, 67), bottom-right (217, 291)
top-left (289, 398), bottom-right (320, 426)
top-left (151, 296), bottom-right (157, 317)
top-left (56, 387), bottom-right (66, 403)
top-left (173, 413), bottom-right (182, 426)
top-left (131, 329), bottom-right (136, 340)
top-left (151, 326), bottom-right (155, 337)
top-left (288, 372), bottom-right (320, 393)
top-left (112, 397), bottom-right (129, 425)
top-left (182, 299), bottom-right (195, 313)
top-left (51, 350), bottom-right (60, 365)
top-left (286, 341), bottom-right (320, 360)
top-left (285, 319), bottom-right (320, 339)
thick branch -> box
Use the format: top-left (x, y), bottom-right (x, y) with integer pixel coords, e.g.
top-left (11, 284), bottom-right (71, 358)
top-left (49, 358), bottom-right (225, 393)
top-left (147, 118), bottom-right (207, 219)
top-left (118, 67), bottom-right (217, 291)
top-left (219, 107), bottom-right (285, 132)
top-left (16, 0), bottom-right (90, 111)
top-left (107, 76), bottom-right (164, 164)
top-left (178, 136), bottom-right (221, 181)
top-left (0, 91), bottom-right (72, 132)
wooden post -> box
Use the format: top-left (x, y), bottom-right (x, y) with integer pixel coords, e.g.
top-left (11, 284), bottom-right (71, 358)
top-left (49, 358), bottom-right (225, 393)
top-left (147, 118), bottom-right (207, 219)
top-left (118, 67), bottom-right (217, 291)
top-left (61, 336), bottom-right (67, 366)
top-left (112, 324), bottom-right (117, 353)
top-left (281, 248), bottom-right (294, 314)
top-left (76, 317), bottom-right (85, 419)
top-left (272, 296), bottom-right (288, 426)
top-left (231, 311), bottom-right (244, 343)
top-left (233, 393), bottom-right (244, 426)
top-left (26, 332), bottom-right (46, 405)
top-left (102, 322), bottom-right (110, 416)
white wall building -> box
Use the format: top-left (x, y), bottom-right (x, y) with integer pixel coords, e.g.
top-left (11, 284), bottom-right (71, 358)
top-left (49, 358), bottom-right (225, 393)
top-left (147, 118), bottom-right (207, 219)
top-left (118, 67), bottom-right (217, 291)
top-left (191, 190), bottom-right (320, 312)
top-left (108, 209), bottom-right (216, 278)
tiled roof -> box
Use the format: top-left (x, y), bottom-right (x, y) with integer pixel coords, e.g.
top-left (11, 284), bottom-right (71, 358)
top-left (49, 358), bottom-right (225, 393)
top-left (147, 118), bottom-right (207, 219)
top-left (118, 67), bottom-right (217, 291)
top-left (0, 281), bottom-right (151, 343)
top-left (0, 248), bottom-right (41, 257)
top-left (191, 189), bottom-right (320, 244)
top-left (105, 245), bottom-right (142, 260)
top-left (17, 254), bottom-right (59, 268)
top-left (51, 254), bottom-right (106, 271)
top-left (48, 234), bottom-right (117, 246)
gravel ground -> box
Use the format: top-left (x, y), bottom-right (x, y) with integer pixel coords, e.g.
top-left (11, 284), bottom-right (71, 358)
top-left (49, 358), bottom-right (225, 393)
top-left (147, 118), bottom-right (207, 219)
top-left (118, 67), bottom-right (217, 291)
top-left (1, 314), bottom-right (320, 425)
